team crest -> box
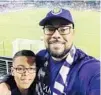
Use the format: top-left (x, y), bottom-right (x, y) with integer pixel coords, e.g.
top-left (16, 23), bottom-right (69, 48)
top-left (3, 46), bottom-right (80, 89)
top-left (51, 8), bottom-right (62, 15)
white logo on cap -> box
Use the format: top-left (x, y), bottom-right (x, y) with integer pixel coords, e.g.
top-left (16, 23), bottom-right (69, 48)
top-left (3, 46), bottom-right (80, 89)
top-left (51, 8), bottom-right (62, 15)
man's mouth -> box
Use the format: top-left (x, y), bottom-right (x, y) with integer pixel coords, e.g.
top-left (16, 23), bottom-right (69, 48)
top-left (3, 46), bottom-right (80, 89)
top-left (49, 41), bottom-right (65, 44)
top-left (49, 41), bottom-right (65, 49)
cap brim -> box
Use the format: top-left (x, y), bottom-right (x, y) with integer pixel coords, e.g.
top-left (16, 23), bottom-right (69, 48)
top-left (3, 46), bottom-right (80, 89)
top-left (39, 16), bottom-right (73, 26)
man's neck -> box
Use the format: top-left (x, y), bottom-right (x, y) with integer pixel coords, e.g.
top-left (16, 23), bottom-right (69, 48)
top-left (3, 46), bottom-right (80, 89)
top-left (52, 53), bottom-right (68, 61)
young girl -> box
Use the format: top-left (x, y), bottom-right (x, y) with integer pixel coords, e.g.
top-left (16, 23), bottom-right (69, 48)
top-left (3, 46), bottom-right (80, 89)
top-left (0, 50), bottom-right (37, 95)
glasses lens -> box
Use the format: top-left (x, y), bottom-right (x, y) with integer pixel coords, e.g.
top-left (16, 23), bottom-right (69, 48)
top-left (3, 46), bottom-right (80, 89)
top-left (28, 68), bottom-right (36, 73)
top-left (15, 67), bottom-right (24, 74)
top-left (44, 26), bottom-right (55, 35)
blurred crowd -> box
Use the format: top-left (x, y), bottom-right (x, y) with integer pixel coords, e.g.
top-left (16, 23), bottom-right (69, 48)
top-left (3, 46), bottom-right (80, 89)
top-left (0, 1), bottom-right (100, 12)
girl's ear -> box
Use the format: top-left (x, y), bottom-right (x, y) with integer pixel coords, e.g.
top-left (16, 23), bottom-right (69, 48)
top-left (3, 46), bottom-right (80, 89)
top-left (11, 67), bottom-right (14, 76)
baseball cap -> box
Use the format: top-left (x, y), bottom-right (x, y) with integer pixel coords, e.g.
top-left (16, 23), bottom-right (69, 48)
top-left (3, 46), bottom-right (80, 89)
top-left (39, 8), bottom-right (74, 26)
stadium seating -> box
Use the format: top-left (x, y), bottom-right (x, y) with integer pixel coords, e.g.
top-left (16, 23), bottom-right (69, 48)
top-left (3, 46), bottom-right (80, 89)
top-left (0, 56), bottom-right (12, 81)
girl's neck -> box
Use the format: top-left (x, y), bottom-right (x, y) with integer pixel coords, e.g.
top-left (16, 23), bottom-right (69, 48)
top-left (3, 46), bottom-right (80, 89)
top-left (20, 89), bottom-right (28, 95)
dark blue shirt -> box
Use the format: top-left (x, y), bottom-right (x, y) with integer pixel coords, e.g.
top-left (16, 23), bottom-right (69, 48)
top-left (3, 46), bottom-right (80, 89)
top-left (49, 57), bottom-right (63, 94)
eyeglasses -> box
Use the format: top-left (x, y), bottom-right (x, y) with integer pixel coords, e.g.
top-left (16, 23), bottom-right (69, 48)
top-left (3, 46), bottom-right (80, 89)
top-left (43, 25), bottom-right (73, 35)
top-left (13, 67), bottom-right (37, 74)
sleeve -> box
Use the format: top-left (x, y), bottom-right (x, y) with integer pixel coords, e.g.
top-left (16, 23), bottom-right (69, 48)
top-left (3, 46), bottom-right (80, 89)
top-left (88, 72), bottom-right (100, 95)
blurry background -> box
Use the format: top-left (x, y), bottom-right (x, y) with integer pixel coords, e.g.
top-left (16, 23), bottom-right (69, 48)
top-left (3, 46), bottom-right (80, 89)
top-left (0, 0), bottom-right (100, 79)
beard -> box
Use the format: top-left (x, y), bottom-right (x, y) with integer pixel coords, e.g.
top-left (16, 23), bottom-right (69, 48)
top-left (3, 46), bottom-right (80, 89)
top-left (46, 39), bottom-right (71, 58)
top-left (47, 47), bottom-right (70, 58)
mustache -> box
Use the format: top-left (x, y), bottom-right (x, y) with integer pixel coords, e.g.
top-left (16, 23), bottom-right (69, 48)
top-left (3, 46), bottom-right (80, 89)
top-left (49, 40), bottom-right (66, 44)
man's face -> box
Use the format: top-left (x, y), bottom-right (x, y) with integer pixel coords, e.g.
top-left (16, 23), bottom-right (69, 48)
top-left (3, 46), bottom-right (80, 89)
top-left (43, 19), bottom-right (74, 58)
top-left (11, 56), bottom-right (36, 90)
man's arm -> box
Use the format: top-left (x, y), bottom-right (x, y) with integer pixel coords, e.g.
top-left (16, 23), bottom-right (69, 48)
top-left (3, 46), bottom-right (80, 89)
top-left (0, 82), bottom-right (11, 95)
top-left (88, 73), bottom-right (100, 95)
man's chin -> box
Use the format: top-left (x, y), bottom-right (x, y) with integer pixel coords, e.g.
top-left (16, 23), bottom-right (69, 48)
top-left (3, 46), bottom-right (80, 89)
top-left (48, 48), bottom-right (69, 58)
top-left (50, 51), bottom-right (65, 58)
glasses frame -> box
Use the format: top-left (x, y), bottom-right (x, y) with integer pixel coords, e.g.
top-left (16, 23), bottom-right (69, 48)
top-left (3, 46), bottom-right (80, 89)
top-left (13, 67), bottom-right (37, 74)
top-left (43, 25), bottom-right (73, 35)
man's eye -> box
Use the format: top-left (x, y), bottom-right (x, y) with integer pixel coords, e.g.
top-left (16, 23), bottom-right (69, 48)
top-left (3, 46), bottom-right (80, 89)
top-left (60, 29), bottom-right (66, 32)
top-left (48, 28), bottom-right (55, 31)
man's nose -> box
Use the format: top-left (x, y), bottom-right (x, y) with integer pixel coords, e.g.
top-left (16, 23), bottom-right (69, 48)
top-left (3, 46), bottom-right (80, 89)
top-left (51, 30), bottom-right (61, 38)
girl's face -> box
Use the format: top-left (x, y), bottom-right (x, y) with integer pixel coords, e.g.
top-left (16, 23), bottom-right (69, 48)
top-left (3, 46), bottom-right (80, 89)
top-left (11, 56), bottom-right (36, 90)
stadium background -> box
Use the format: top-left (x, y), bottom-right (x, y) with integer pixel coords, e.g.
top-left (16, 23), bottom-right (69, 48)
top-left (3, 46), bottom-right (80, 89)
top-left (0, 0), bottom-right (100, 79)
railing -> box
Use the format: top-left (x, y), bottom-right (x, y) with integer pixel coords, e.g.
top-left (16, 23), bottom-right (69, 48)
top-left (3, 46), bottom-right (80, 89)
top-left (0, 56), bottom-right (12, 80)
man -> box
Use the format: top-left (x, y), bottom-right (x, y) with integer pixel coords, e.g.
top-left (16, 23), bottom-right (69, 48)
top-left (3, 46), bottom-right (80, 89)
top-left (0, 50), bottom-right (37, 95)
top-left (35, 8), bottom-right (100, 95)
top-left (0, 8), bottom-right (100, 95)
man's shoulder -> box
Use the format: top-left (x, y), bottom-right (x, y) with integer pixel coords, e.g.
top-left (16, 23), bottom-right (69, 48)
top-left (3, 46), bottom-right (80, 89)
top-left (36, 49), bottom-right (49, 62)
top-left (37, 49), bottom-right (48, 56)
top-left (78, 59), bottom-right (100, 76)
top-left (75, 49), bottom-right (100, 78)
top-left (36, 49), bottom-right (48, 67)
top-left (76, 49), bottom-right (100, 65)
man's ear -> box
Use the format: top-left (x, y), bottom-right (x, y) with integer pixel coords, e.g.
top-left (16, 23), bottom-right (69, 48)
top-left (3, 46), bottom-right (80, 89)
top-left (73, 28), bottom-right (75, 35)
top-left (11, 67), bottom-right (14, 76)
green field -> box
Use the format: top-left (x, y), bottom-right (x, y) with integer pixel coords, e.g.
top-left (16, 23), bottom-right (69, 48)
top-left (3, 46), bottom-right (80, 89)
top-left (0, 8), bottom-right (100, 58)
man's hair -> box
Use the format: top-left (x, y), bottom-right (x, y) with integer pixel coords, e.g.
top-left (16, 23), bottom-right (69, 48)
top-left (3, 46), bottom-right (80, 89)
top-left (13, 50), bottom-right (36, 61)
